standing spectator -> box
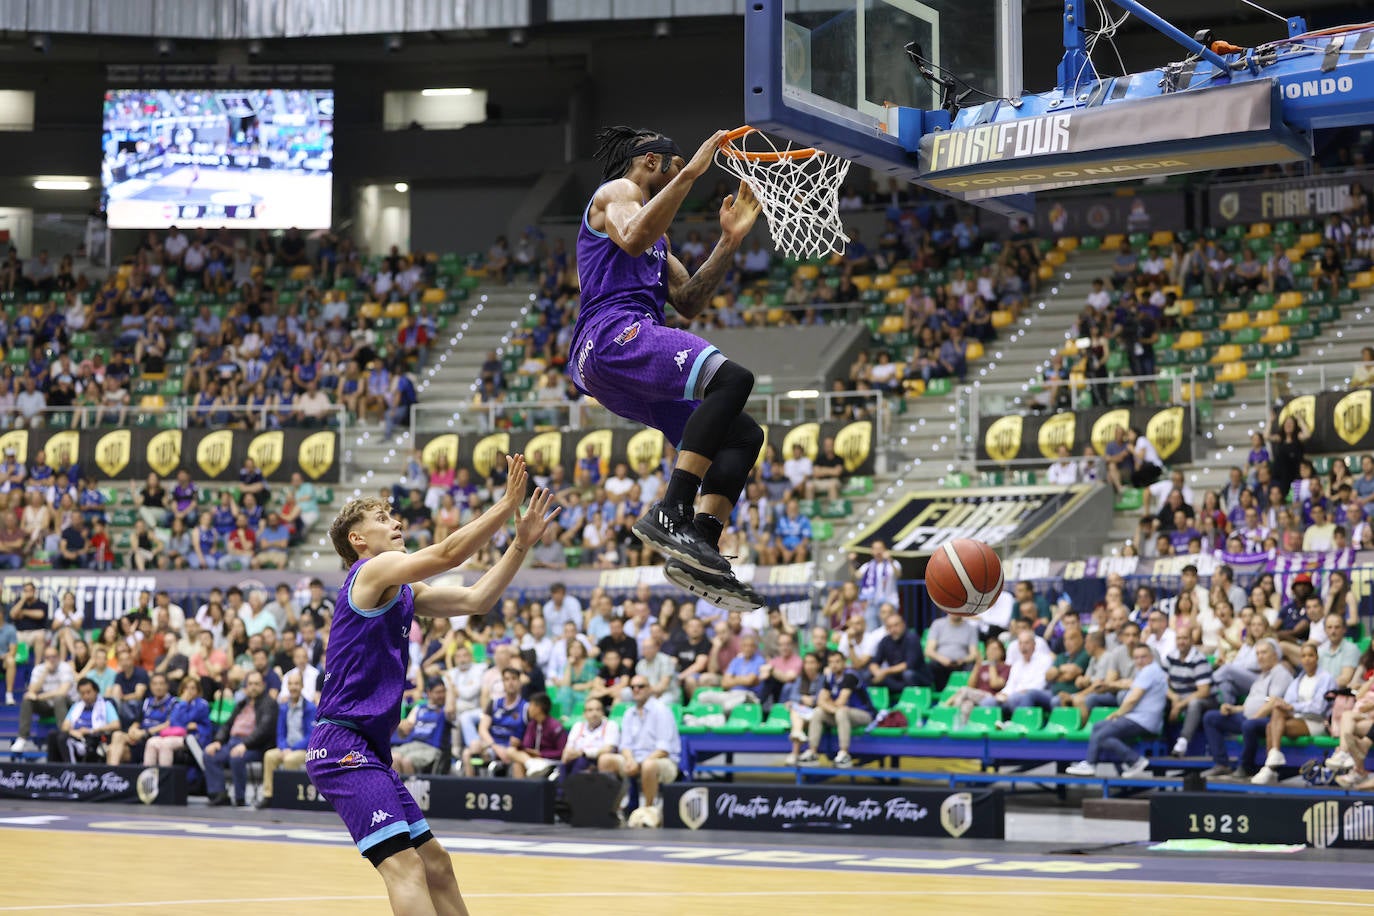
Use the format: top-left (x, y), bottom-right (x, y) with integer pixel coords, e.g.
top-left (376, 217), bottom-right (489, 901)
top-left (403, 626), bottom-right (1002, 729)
top-left (1252, 643), bottom-right (1336, 784)
top-left (199, 670), bottom-right (278, 806)
top-left (798, 650), bottom-right (876, 767)
top-left (1200, 639), bottom-right (1292, 779)
top-left (1066, 643), bottom-right (1167, 777)
top-left (9, 646), bottom-right (74, 752)
top-left (923, 612), bottom-right (979, 690)
top-left (854, 542), bottom-right (901, 630)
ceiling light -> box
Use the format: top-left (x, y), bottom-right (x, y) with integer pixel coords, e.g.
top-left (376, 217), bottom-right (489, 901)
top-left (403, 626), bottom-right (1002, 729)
top-left (421, 88), bottom-right (473, 97)
top-left (394, 182), bottom-right (409, 193)
top-left (34, 179), bottom-right (90, 191)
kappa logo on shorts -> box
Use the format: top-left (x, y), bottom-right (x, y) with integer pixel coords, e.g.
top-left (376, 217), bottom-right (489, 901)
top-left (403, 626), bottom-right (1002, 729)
top-left (338, 751), bottom-right (367, 769)
top-left (674, 349), bottom-right (691, 371)
top-left (614, 321), bottom-right (641, 346)
top-left (369, 809), bottom-right (393, 827)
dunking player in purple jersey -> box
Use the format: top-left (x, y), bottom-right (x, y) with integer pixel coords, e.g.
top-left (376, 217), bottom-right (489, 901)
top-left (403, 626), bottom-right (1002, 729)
top-left (570, 125), bottom-right (766, 612)
top-left (308, 454), bottom-right (558, 916)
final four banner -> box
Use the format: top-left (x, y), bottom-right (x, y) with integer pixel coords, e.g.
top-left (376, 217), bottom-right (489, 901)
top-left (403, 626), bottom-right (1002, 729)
top-left (976, 406), bottom-right (1193, 465)
top-left (417, 420), bottom-right (876, 483)
top-left (1277, 391), bottom-right (1374, 455)
top-left (0, 427), bottom-right (340, 484)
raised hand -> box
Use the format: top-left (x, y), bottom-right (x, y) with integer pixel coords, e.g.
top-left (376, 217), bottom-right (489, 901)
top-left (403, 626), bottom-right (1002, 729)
top-left (720, 180), bottom-right (761, 245)
top-left (514, 487), bottom-right (561, 549)
top-left (682, 129), bottom-right (729, 180)
top-left (501, 454), bottom-right (528, 508)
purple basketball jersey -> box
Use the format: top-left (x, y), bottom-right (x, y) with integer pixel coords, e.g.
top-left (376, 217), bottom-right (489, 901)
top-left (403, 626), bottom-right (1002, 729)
top-left (315, 558), bottom-right (414, 748)
top-left (575, 186), bottom-right (670, 326)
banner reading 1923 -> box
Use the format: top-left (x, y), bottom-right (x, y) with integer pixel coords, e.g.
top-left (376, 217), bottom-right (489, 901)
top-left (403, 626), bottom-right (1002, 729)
top-left (417, 420), bottom-right (875, 483)
top-left (0, 426), bottom-right (340, 483)
top-left (1277, 391), bottom-right (1374, 454)
top-left (976, 405), bottom-right (1192, 465)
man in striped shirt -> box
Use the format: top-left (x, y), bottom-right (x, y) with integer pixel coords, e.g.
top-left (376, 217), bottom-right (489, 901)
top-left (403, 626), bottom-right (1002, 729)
top-left (1163, 628), bottom-right (1213, 756)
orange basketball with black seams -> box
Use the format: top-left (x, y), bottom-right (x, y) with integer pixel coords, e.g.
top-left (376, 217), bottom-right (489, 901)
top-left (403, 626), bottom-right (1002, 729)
top-left (925, 538), bottom-right (1004, 618)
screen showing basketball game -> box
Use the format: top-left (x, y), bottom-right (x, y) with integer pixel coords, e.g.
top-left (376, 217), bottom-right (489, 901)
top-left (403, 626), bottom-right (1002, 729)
top-left (101, 88), bottom-right (334, 230)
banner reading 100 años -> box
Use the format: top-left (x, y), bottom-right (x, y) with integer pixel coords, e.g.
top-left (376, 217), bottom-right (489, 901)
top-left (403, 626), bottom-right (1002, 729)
top-left (976, 406), bottom-right (1193, 465)
top-left (0, 427), bottom-right (340, 483)
top-left (416, 420), bottom-right (876, 483)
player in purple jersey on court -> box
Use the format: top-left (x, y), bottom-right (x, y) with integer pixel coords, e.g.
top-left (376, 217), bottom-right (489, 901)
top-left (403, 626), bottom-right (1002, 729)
top-left (308, 454), bottom-right (557, 916)
top-left (569, 124), bottom-right (766, 612)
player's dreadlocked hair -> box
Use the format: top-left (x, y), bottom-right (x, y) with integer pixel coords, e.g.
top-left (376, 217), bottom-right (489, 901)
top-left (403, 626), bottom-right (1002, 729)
top-left (593, 125), bottom-right (663, 181)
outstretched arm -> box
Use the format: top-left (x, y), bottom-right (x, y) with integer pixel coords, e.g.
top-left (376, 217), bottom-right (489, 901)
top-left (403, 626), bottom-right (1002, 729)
top-left (355, 456), bottom-right (528, 598)
top-left (412, 488), bottom-right (561, 618)
top-left (666, 182), bottom-right (761, 319)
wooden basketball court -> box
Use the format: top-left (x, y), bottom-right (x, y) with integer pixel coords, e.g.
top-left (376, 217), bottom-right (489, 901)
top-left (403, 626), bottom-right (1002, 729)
top-left (0, 818), bottom-right (1369, 915)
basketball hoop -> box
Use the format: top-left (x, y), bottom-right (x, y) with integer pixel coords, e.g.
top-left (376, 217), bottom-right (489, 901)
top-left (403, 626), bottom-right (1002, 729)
top-left (714, 126), bottom-right (851, 260)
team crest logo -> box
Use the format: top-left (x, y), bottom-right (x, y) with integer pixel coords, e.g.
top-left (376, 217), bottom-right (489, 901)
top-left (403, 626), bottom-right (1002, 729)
top-left (338, 751), bottom-right (367, 769)
top-left (678, 786), bottom-right (710, 831)
top-left (614, 321), bottom-right (641, 346)
top-left (136, 767), bottom-right (160, 805)
top-left (940, 792), bottom-right (973, 838)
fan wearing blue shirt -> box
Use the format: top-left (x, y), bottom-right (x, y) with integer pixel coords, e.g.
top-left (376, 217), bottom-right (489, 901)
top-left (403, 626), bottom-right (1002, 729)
top-left (259, 671), bottom-right (318, 808)
top-left (1066, 644), bottom-right (1166, 778)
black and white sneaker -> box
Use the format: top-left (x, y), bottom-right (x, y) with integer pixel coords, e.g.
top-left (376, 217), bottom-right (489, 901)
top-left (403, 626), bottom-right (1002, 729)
top-left (633, 502), bottom-right (731, 574)
top-left (665, 559), bottom-right (766, 612)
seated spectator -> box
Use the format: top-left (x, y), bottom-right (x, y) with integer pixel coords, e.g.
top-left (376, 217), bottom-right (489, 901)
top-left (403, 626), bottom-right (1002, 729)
top-left (599, 678), bottom-right (681, 820)
top-left (782, 445), bottom-right (812, 499)
top-left (1252, 642), bottom-right (1336, 784)
top-left (692, 633), bottom-right (766, 714)
top-left (587, 648), bottom-right (633, 707)
top-left (1066, 643), bottom-right (1166, 777)
top-left (797, 649), bottom-right (876, 768)
top-left (923, 612), bottom-right (979, 691)
top-left (1319, 613), bottom-right (1360, 688)
top-left (463, 666), bottom-right (527, 776)
top-left (199, 670), bottom-right (278, 806)
top-left (774, 499), bottom-right (812, 563)
top-left (560, 695), bottom-right (619, 779)
top-left (1068, 626), bottom-right (1138, 723)
top-left (762, 631), bottom-right (802, 706)
top-left (391, 680), bottom-right (447, 777)
top-left (106, 672), bottom-right (176, 765)
top-left (783, 651), bottom-right (827, 764)
top-left (254, 512), bottom-right (292, 569)
top-left (509, 693), bottom-right (566, 779)
top-left (47, 677), bottom-right (120, 763)
top-left (1164, 628), bottom-right (1214, 756)
top-left (636, 635), bottom-right (679, 705)
top-left (986, 629), bottom-right (1053, 716)
top-left (811, 437), bottom-right (846, 500)
top-left (144, 676), bottom-right (211, 768)
top-left (943, 639), bottom-right (1011, 725)
top-left (10, 581), bottom-right (49, 657)
top-left (444, 646), bottom-right (487, 765)
top-left (836, 614), bottom-right (881, 671)
top-left (1200, 638), bottom-right (1292, 779)
top-left (9, 646), bottom-right (75, 752)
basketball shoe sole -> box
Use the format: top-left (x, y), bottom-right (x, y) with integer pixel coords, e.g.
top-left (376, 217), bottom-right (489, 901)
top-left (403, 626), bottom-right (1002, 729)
top-left (664, 559), bottom-right (766, 612)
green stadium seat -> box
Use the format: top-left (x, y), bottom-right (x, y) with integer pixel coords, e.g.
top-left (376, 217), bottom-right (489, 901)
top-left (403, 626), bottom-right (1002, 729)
top-left (991, 706), bottom-right (1045, 739)
top-left (949, 706), bottom-right (1001, 739)
top-left (717, 704), bottom-right (763, 733)
top-left (1114, 488), bottom-right (1144, 511)
top-left (1029, 706), bottom-right (1085, 741)
top-left (820, 499), bottom-right (852, 518)
top-left (868, 686), bottom-right (890, 710)
top-left (924, 377), bottom-right (952, 396)
top-left (909, 706), bottom-right (956, 737)
top-left (842, 476), bottom-right (874, 496)
top-left (810, 520), bottom-right (834, 541)
top-left (947, 671), bottom-right (970, 689)
top-left (796, 498), bottom-right (819, 517)
top-left (941, 472), bottom-right (971, 489)
top-left (898, 686), bottom-right (933, 711)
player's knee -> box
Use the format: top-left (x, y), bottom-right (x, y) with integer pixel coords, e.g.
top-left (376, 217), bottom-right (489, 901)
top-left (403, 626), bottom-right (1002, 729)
top-left (704, 360), bottom-right (755, 406)
top-left (737, 414), bottom-right (764, 454)
top-left (418, 840), bottom-right (457, 886)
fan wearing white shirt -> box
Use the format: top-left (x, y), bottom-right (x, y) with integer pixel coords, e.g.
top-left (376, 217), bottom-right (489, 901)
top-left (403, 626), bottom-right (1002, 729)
top-left (603, 463), bottom-right (637, 502)
top-left (1147, 469), bottom-right (1195, 516)
top-left (836, 615), bottom-right (884, 669)
top-left (986, 630), bottom-right (1053, 712)
top-left (1047, 446), bottom-right (1080, 486)
top-left (782, 444), bottom-right (813, 498)
top-left (1085, 278), bottom-right (1111, 313)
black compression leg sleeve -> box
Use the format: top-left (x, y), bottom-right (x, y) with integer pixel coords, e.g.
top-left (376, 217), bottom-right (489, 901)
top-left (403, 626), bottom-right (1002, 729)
top-left (700, 413), bottom-right (765, 507)
top-left (678, 360), bottom-right (755, 461)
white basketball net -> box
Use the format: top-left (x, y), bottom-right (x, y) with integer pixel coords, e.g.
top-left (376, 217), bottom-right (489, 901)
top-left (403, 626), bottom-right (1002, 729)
top-left (714, 128), bottom-right (851, 260)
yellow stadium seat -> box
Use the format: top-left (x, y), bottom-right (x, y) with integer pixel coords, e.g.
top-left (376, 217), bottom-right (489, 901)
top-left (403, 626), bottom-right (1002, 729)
top-left (1102, 234), bottom-right (1125, 249)
top-left (1173, 330), bottom-right (1203, 351)
top-left (965, 340), bottom-right (985, 361)
top-left (884, 287), bottom-right (909, 305)
top-left (1044, 250), bottom-right (1067, 266)
top-left (384, 302), bottom-right (410, 319)
top-left (877, 315), bottom-right (904, 335)
top-left (1210, 344), bottom-right (1242, 365)
top-left (139, 395), bottom-right (165, 409)
top-left (1261, 325), bottom-right (1291, 345)
top-left (1218, 362), bottom-right (1248, 383)
top-left (991, 310), bottom-right (1013, 329)
top-left (1150, 230), bottom-right (1175, 247)
top-left (1057, 237), bottom-right (1079, 251)
top-left (1179, 383), bottom-right (1202, 402)
top-left (904, 378), bottom-right (926, 396)
top-left (1162, 285), bottom-right (1182, 298)
top-left (290, 265), bottom-right (314, 281)
top-left (795, 265), bottom-right (820, 280)
top-left (1038, 264), bottom-right (1055, 281)
top-left (1351, 271), bottom-right (1374, 290)
top-left (420, 287), bottom-right (446, 304)
top-left (872, 273), bottom-right (898, 290)
top-left (1176, 299), bottom-right (1196, 317)
top-left (1250, 309), bottom-right (1278, 328)
top-left (1060, 340), bottom-right (1080, 358)
top-left (1299, 232), bottom-right (1322, 248)
top-left (766, 308), bottom-right (786, 324)
top-left (466, 266), bottom-right (488, 278)
top-left (1246, 222), bottom-right (1272, 239)
top-left (117, 264), bottom-right (134, 279)
top-left (851, 275), bottom-right (874, 291)
top-left (359, 302), bottom-right (383, 319)
top-left (1220, 312), bottom-right (1249, 331)
top-left (1276, 291), bottom-right (1304, 310)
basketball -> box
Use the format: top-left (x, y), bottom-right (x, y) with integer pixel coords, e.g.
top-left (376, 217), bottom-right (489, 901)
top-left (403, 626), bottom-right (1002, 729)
top-left (925, 538), bottom-right (1004, 618)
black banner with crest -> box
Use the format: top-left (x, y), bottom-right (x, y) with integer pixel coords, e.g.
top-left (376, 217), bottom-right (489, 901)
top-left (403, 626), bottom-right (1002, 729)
top-left (976, 406), bottom-right (1192, 465)
top-left (0, 427), bottom-right (339, 483)
top-left (417, 420), bottom-right (875, 484)
top-left (1276, 391), bottom-right (1374, 455)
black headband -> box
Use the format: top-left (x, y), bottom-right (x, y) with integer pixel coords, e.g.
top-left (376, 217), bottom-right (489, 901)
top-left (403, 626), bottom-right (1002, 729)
top-left (631, 137), bottom-right (682, 172)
